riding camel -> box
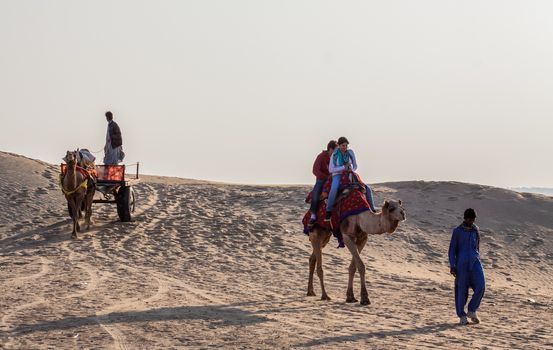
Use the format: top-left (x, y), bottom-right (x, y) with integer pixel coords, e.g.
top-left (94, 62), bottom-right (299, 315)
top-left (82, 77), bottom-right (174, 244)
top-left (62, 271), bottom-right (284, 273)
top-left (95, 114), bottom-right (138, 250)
top-left (307, 199), bottom-right (406, 305)
top-left (61, 150), bottom-right (95, 237)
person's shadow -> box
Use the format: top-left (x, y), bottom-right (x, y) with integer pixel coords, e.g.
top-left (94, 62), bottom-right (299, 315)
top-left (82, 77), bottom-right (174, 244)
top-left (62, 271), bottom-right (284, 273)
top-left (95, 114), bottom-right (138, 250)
top-left (295, 322), bottom-right (457, 348)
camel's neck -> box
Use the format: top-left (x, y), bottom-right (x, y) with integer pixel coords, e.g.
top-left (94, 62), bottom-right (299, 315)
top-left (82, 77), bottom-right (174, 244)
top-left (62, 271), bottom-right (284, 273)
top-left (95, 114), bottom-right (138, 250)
top-left (357, 211), bottom-right (400, 235)
top-left (65, 161), bottom-right (77, 190)
top-left (377, 214), bottom-right (391, 234)
top-left (358, 211), bottom-right (388, 235)
top-left (377, 212), bottom-right (398, 234)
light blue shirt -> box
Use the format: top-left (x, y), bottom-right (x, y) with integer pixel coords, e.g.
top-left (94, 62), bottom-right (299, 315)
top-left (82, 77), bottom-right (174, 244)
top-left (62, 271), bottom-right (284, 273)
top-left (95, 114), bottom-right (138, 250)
top-left (328, 149), bottom-right (357, 176)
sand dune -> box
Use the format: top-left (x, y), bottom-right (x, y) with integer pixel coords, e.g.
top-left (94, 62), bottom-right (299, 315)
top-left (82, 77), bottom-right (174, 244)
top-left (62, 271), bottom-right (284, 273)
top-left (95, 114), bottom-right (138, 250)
top-left (1, 151), bottom-right (552, 349)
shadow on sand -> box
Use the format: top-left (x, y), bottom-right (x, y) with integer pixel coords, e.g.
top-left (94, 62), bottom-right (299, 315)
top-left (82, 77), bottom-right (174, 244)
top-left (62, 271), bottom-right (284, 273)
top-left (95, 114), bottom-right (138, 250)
top-left (0, 220), bottom-right (70, 255)
top-left (11, 305), bottom-right (271, 335)
top-left (0, 218), bottom-right (130, 255)
top-left (295, 322), bottom-right (457, 348)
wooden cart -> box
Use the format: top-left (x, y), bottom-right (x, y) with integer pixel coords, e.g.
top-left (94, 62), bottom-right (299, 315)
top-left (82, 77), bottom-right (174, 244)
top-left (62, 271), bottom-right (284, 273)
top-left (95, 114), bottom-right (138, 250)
top-left (61, 163), bottom-right (140, 222)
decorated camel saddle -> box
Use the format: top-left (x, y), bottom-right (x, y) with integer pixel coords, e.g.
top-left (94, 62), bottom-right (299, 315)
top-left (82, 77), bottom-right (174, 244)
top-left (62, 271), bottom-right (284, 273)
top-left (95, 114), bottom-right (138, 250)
top-left (61, 149), bottom-right (98, 181)
top-left (302, 171), bottom-right (373, 247)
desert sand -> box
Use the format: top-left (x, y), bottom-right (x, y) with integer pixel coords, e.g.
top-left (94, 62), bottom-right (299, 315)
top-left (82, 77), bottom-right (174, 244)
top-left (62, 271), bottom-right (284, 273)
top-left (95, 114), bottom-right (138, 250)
top-left (1, 151), bottom-right (552, 349)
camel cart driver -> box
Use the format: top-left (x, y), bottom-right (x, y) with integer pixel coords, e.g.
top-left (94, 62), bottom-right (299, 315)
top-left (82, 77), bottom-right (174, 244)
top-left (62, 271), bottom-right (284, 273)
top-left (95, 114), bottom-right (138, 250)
top-left (104, 111), bottom-right (125, 165)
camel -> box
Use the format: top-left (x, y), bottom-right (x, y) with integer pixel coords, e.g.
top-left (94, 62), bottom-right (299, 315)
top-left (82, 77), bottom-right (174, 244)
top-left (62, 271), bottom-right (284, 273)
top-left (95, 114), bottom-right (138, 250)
top-left (307, 200), bottom-right (406, 305)
top-left (61, 150), bottom-right (95, 237)
top-left (307, 226), bottom-right (333, 300)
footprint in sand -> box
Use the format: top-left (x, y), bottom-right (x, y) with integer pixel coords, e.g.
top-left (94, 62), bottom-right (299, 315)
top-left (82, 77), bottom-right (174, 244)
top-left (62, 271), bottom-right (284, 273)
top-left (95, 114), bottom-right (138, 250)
top-left (41, 170), bottom-right (54, 180)
top-left (36, 187), bottom-right (48, 195)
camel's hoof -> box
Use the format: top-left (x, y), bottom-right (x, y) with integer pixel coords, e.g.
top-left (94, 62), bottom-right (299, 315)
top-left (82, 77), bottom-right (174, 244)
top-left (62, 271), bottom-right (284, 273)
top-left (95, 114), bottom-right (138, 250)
top-left (307, 291), bottom-right (316, 297)
top-left (360, 297), bottom-right (371, 306)
top-left (71, 233), bottom-right (77, 239)
top-left (346, 296), bottom-right (358, 303)
top-left (321, 294), bottom-right (331, 301)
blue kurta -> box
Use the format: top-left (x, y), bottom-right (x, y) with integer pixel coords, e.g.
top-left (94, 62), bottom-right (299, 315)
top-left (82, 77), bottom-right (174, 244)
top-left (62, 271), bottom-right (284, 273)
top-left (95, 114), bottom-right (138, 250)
top-left (448, 223), bottom-right (486, 318)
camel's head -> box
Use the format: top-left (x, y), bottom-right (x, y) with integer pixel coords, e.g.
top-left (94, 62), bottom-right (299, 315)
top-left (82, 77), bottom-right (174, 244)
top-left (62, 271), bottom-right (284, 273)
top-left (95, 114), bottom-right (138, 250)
top-left (63, 150), bottom-right (78, 165)
top-left (382, 200), bottom-right (406, 232)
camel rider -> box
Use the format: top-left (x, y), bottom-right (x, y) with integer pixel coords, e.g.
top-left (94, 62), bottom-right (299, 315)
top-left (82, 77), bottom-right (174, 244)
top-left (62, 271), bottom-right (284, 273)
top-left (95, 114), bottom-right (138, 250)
top-left (449, 208), bottom-right (486, 325)
top-left (308, 140), bottom-right (337, 226)
top-left (103, 111), bottom-right (125, 165)
top-left (324, 137), bottom-right (376, 222)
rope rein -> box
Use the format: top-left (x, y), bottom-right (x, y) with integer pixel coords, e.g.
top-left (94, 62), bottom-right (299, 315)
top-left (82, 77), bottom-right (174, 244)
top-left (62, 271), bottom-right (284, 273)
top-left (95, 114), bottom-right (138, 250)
top-left (59, 166), bottom-right (91, 195)
top-left (59, 174), bottom-right (88, 195)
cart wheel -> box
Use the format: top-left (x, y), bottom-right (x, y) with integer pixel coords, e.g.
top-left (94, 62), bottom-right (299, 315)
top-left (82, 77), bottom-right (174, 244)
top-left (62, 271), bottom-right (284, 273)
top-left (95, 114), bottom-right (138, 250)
top-left (130, 187), bottom-right (136, 213)
top-left (117, 186), bottom-right (135, 222)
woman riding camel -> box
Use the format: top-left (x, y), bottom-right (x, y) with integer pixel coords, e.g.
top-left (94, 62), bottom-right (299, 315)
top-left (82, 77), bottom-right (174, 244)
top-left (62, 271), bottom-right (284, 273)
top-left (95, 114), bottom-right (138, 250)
top-left (324, 137), bottom-right (376, 222)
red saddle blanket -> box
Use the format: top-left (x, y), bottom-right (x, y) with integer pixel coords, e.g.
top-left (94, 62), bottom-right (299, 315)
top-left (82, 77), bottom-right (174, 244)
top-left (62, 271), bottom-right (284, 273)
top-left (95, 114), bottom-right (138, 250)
top-left (302, 172), bottom-right (372, 247)
top-left (305, 171), bottom-right (366, 203)
top-left (323, 171), bottom-right (366, 195)
top-left (60, 164), bottom-right (98, 180)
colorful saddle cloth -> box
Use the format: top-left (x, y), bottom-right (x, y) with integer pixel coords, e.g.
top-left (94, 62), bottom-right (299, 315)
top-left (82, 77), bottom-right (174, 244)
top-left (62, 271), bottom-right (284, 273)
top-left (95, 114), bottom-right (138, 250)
top-left (61, 165), bottom-right (97, 180)
top-left (302, 172), bottom-right (372, 248)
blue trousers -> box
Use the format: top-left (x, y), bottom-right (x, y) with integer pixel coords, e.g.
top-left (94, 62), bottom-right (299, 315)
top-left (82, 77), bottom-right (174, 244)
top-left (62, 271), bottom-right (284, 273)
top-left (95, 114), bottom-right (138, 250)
top-left (326, 174), bottom-right (376, 213)
top-left (364, 184), bottom-right (376, 211)
top-left (326, 175), bottom-right (342, 214)
top-left (309, 179), bottom-right (326, 214)
top-left (454, 260), bottom-right (485, 317)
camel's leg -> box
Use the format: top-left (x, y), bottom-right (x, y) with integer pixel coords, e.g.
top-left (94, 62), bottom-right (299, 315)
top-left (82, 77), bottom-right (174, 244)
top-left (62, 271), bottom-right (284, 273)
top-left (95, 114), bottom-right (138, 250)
top-left (346, 236), bottom-right (368, 302)
top-left (311, 237), bottom-right (330, 301)
top-left (85, 200), bottom-right (91, 230)
top-left (84, 189), bottom-right (94, 230)
top-left (69, 199), bottom-right (78, 238)
top-left (356, 236), bottom-right (368, 304)
top-left (307, 252), bottom-right (316, 296)
top-left (77, 195), bottom-right (83, 219)
top-left (343, 234), bottom-right (370, 305)
top-left (307, 232), bottom-right (319, 296)
top-left (346, 258), bottom-right (357, 303)
top-left (75, 196), bottom-right (83, 233)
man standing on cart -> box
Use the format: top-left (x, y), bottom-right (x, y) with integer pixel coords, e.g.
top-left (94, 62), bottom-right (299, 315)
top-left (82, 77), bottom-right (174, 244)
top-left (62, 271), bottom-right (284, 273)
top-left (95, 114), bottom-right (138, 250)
top-left (103, 111), bottom-right (125, 165)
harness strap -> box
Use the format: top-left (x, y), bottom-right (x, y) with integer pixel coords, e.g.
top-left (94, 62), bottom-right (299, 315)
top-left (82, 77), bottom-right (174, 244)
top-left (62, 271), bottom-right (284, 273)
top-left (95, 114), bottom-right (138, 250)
top-left (59, 174), bottom-right (88, 195)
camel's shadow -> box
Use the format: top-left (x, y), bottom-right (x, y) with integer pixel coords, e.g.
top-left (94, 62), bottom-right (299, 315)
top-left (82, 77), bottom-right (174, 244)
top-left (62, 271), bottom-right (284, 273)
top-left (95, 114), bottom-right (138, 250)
top-left (10, 305), bottom-right (271, 336)
top-left (0, 218), bottom-right (127, 255)
top-left (0, 220), bottom-right (70, 255)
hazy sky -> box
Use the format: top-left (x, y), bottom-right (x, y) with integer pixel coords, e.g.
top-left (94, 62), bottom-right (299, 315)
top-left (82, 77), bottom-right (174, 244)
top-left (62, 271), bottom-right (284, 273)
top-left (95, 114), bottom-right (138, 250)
top-left (1, 1), bottom-right (552, 187)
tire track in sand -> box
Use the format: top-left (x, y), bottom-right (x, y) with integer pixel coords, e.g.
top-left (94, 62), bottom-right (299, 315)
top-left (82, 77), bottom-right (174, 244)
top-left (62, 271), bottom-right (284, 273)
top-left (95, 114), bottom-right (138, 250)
top-left (0, 256), bottom-right (51, 331)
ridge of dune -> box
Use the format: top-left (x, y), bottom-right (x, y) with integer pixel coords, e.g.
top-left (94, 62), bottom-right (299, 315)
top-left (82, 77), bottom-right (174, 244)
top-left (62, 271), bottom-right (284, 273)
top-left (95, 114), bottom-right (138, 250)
top-left (1, 151), bottom-right (552, 349)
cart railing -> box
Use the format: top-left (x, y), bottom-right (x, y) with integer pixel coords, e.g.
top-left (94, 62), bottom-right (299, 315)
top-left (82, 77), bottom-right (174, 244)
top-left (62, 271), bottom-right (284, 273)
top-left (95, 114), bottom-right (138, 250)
top-left (60, 162), bottom-right (140, 183)
top-left (59, 162), bottom-right (139, 222)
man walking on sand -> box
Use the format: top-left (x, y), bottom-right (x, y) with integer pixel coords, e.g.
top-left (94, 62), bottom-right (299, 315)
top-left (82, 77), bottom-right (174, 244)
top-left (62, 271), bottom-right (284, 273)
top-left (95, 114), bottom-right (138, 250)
top-left (103, 111), bottom-right (125, 165)
top-left (448, 208), bottom-right (486, 325)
